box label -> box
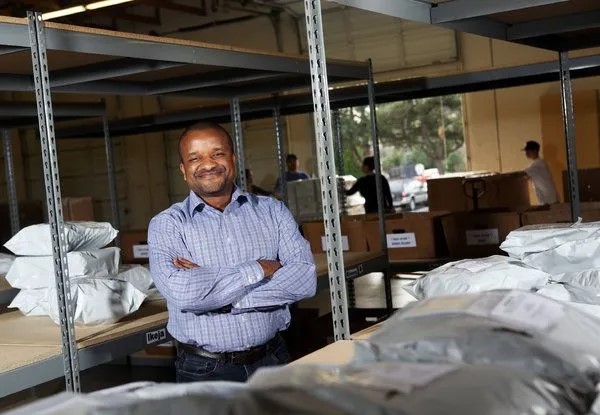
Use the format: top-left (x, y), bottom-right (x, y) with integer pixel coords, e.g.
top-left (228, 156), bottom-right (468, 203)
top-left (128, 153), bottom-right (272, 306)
top-left (133, 244), bottom-right (149, 259)
top-left (321, 235), bottom-right (349, 251)
top-left (465, 229), bottom-right (499, 246)
top-left (146, 328), bottom-right (167, 345)
top-left (387, 233), bottom-right (417, 249)
top-left (488, 291), bottom-right (564, 331)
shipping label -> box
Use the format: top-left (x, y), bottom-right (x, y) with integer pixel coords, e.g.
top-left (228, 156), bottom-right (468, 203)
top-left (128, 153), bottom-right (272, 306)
top-left (387, 233), bottom-right (417, 249)
top-left (465, 229), bottom-right (499, 246)
top-left (133, 244), bottom-right (149, 259)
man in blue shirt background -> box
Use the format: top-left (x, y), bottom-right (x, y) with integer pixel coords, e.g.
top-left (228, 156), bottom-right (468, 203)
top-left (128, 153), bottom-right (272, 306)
top-left (274, 153), bottom-right (310, 196)
top-left (148, 122), bottom-right (316, 383)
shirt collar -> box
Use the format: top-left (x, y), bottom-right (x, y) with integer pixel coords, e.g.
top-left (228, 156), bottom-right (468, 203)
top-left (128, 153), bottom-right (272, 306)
top-left (187, 186), bottom-right (251, 216)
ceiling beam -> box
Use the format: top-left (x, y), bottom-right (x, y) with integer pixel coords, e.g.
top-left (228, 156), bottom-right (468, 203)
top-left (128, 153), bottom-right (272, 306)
top-left (508, 10), bottom-right (600, 41)
top-left (49, 58), bottom-right (184, 87)
top-left (326, 0), bottom-right (431, 24)
top-left (149, 69), bottom-right (297, 95)
top-left (431, 0), bottom-right (568, 24)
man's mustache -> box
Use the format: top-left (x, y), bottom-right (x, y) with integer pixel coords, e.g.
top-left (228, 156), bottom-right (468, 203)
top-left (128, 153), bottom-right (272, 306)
top-left (194, 166), bottom-right (226, 178)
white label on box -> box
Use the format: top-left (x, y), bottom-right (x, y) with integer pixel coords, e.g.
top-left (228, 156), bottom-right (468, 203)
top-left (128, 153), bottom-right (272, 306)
top-left (465, 229), bottom-right (499, 246)
top-left (488, 291), bottom-right (565, 331)
top-left (321, 235), bottom-right (349, 251)
top-left (387, 233), bottom-right (417, 249)
top-left (133, 244), bottom-right (149, 259)
top-left (146, 328), bottom-right (167, 345)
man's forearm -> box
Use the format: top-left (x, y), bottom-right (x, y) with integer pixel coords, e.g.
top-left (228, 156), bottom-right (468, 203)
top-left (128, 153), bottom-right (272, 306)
top-left (232, 262), bottom-right (316, 311)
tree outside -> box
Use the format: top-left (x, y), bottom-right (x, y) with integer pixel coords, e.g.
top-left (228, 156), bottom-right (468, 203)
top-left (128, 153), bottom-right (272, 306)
top-left (336, 94), bottom-right (466, 178)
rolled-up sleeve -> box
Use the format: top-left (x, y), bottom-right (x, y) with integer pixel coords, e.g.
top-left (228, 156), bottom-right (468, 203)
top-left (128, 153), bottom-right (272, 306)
top-left (148, 213), bottom-right (264, 313)
top-left (233, 201), bottom-right (316, 311)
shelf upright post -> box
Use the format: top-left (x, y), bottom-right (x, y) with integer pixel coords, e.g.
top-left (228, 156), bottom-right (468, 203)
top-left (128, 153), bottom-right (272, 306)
top-left (304, 0), bottom-right (350, 340)
top-left (332, 110), bottom-right (345, 177)
top-left (102, 113), bottom-right (120, 242)
top-left (558, 51), bottom-right (580, 222)
top-left (230, 97), bottom-right (247, 191)
top-left (367, 59), bottom-right (393, 314)
top-left (2, 129), bottom-right (20, 235)
top-left (273, 105), bottom-right (288, 205)
top-left (27, 11), bottom-right (80, 392)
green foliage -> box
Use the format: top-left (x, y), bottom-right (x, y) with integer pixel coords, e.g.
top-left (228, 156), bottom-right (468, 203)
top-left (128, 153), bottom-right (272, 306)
top-left (338, 95), bottom-right (465, 176)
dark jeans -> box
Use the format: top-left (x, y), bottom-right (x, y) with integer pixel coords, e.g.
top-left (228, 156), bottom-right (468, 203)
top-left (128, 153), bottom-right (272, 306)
top-left (175, 335), bottom-right (290, 383)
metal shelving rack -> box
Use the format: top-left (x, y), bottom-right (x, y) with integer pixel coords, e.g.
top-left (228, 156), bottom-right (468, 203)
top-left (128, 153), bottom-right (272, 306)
top-left (0, 11), bottom-right (380, 395)
top-left (327, 0), bottom-right (600, 223)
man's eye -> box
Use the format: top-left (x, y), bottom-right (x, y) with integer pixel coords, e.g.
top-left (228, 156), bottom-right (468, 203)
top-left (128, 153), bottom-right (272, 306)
top-left (189, 157), bottom-right (198, 162)
top-left (214, 153), bottom-right (225, 157)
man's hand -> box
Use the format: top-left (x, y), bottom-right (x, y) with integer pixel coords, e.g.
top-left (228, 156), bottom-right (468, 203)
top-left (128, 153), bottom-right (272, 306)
top-left (173, 257), bottom-right (200, 269)
top-left (258, 259), bottom-right (282, 278)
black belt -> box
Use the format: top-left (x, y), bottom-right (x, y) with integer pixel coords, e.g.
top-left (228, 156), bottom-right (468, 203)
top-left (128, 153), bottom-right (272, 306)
top-left (177, 335), bottom-right (280, 365)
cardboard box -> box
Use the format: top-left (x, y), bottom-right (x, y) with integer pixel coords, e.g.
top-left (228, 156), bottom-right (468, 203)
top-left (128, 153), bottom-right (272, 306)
top-left (522, 202), bottom-right (600, 225)
top-left (428, 172), bottom-right (530, 212)
top-left (364, 212), bottom-right (447, 260)
top-left (441, 211), bottom-right (521, 258)
top-left (562, 168), bottom-right (600, 202)
top-left (302, 218), bottom-right (368, 254)
top-left (62, 196), bottom-right (94, 221)
top-left (120, 230), bottom-right (149, 264)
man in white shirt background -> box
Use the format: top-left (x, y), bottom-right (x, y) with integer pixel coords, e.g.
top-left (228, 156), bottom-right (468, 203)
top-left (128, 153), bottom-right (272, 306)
top-left (523, 140), bottom-right (559, 205)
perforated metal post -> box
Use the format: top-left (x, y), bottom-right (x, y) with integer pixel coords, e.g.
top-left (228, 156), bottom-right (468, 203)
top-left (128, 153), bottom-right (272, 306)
top-left (2, 129), bottom-right (20, 235)
top-left (273, 105), bottom-right (288, 204)
top-left (27, 11), bottom-right (80, 393)
top-left (559, 51), bottom-right (580, 222)
top-left (332, 110), bottom-right (345, 177)
top-left (368, 59), bottom-right (393, 314)
top-left (102, 114), bottom-right (120, 241)
top-left (304, 0), bottom-right (350, 340)
top-left (230, 97), bottom-right (247, 191)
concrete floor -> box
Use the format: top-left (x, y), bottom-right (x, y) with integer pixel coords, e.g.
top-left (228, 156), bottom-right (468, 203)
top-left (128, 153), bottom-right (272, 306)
top-left (0, 272), bottom-right (418, 411)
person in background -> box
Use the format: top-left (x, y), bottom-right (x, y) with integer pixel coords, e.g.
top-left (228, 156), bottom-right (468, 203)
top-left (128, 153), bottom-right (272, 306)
top-left (523, 140), bottom-right (558, 205)
top-left (245, 169), bottom-right (271, 196)
top-left (346, 156), bottom-right (394, 214)
top-left (148, 122), bottom-right (316, 383)
top-left (274, 154), bottom-right (310, 195)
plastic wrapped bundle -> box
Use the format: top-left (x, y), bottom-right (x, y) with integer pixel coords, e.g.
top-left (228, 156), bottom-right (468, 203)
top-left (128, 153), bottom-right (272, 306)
top-left (405, 256), bottom-right (549, 300)
top-left (4, 222), bottom-right (118, 255)
top-left (249, 361), bottom-right (589, 415)
top-left (359, 290), bottom-right (600, 402)
top-left (10, 278), bottom-right (147, 325)
top-left (537, 282), bottom-right (600, 319)
top-left (3, 380), bottom-right (350, 415)
top-left (554, 268), bottom-right (600, 289)
top-left (5, 248), bottom-right (121, 289)
top-left (501, 221), bottom-right (600, 260)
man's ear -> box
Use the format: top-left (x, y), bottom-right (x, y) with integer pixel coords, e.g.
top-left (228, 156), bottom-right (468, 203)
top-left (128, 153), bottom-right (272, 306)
top-left (179, 163), bottom-right (186, 181)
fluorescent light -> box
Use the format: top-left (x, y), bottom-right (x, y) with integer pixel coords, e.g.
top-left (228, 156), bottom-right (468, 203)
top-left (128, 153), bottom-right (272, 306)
top-left (42, 6), bottom-right (86, 20)
top-left (41, 0), bottom-right (135, 20)
top-left (86, 0), bottom-right (134, 10)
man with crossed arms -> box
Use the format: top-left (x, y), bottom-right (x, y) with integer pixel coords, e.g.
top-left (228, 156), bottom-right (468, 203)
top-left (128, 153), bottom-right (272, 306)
top-left (148, 122), bottom-right (316, 382)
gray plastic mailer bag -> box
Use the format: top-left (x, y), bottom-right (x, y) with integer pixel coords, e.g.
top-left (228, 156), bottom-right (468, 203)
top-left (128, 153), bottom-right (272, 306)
top-left (359, 289), bottom-right (600, 401)
top-left (249, 361), bottom-right (588, 415)
top-left (501, 221), bottom-right (600, 260)
top-left (405, 255), bottom-right (549, 300)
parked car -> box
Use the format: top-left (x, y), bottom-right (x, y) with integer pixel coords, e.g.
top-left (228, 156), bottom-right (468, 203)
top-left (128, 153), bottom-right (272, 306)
top-left (391, 179), bottom-right (428, 211)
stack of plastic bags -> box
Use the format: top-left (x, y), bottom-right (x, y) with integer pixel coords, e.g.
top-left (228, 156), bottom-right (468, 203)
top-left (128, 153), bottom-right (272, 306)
top-left (5, 292), bottom-right (598, 414)
top-left (405, 255), bottom-right (549, 300)
top-left (4, 222), bottom-right (153, 325)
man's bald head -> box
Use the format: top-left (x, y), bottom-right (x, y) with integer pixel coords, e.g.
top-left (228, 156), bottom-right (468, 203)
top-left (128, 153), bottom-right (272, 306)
top-left (178, 122), bottom-right (234, 161)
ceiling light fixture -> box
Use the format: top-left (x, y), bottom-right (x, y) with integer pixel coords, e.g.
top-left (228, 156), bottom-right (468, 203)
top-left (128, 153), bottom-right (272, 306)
top-left (41, 0), bottom-right (135, 20)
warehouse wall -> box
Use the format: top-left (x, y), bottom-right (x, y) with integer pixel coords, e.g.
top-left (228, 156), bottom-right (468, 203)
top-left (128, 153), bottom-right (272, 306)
top-left (460, 33), bottom-right (600, 202)
top-left (7, 9), bottom-right (600, 229)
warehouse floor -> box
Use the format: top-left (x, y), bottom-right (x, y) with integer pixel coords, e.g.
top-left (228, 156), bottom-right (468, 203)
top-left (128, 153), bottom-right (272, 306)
top-left (0, 273), bottom-right (417, 411)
